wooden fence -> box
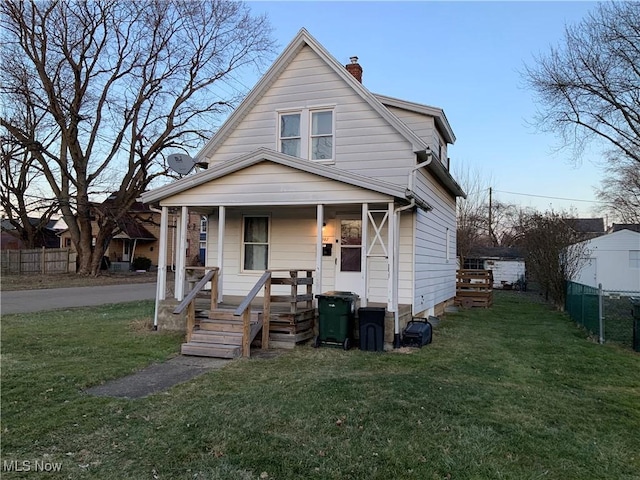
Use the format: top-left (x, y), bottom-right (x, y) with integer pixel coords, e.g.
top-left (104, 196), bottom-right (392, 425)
top-left (1, 248), bottom-right (76, 275)
top-left (455, 269), bottom-right (493, 308)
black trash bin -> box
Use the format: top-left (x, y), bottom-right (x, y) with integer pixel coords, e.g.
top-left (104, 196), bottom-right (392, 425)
top-left (358, 307), bottom-right (386, 351)
top-left (314, 291), bottom-right (359, 350)
top-left (631, 297), bottom-right (640, 352)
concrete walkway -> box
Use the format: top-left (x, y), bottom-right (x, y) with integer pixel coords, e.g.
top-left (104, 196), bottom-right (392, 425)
top-left (0, 282), bottom-right (156, 315)
top-left (85, 356), bottom-right (230, 399)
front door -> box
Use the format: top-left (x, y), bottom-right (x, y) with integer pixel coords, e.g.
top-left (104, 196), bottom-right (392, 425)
top-left (122, 240), bottom-right (131, 262)
top-left (334, 219), bottom-right (364, 299)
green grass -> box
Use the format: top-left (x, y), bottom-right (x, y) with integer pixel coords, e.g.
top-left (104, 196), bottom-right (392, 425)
top-left (1, 294), bottom-right (639, 479)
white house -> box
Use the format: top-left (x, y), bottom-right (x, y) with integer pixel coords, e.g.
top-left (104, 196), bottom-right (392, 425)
top-left (571, 229), bottom-right (640, 292)
top-left (141, 29), bottom-right (465, 354)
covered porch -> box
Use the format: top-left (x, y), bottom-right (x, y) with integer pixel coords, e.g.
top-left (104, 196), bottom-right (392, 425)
top-left (141, 150), bottom-right (420, 357)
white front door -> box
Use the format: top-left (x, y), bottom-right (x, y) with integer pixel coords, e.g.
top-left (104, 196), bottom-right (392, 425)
top-left (334, 219), bottom-right (364, 298)
top-left (122, 240), bottom-right (131, 262)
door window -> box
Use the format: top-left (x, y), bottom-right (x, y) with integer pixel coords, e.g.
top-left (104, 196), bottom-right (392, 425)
top-left (340, 220), bottom-right (361, 272)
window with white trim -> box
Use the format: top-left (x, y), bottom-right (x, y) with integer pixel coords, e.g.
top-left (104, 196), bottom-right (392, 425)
top-left (280, 113), bottom-right (301, 157)
top-left (630, 250), bottom-right (640, 268)
top-left (311, 110), bottom-right (333, 160)
top-left (278, 108), bottom-right (334, 162)
top-left (242, 216), bottom-right (269, 271)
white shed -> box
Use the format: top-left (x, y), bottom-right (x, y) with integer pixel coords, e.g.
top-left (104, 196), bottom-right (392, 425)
top-left (571, 229), bottom-right (640, 292)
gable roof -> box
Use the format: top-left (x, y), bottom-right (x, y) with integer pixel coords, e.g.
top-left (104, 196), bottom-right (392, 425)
top-left (141, 147), bottom-right (414, 206)
top-left (609, 223), bottom-right (640, 233)
top-left (566, 218), bottom-right (605, 234)
top-left (113, 215), bottom-right (156, 241)
top-left (374, 94), bottom-right (456, 145)
top-left (198, 28), bottom-right (437, 161)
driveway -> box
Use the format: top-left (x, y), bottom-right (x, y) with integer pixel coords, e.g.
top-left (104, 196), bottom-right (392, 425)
top-left (0, 282), bottom-right (157, 315)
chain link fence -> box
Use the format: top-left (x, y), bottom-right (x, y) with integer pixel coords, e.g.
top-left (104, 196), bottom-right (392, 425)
top-left (565, 281), bottom-right (639, 350)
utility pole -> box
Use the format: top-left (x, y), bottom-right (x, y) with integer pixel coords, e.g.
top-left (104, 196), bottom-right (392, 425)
top-left (488, 187), bottom-right (493, 244)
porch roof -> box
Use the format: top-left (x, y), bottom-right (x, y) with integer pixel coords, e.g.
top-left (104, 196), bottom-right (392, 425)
top-left (140, 148), bottom-right (410, 206)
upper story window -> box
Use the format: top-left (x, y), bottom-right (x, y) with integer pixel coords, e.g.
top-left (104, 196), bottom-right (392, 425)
top-left (280, 113), bottom-right (301, 157)
top-left (278, 108), bottom-right (334, 163)
top-left (311, 111), bottom-right (333, 160)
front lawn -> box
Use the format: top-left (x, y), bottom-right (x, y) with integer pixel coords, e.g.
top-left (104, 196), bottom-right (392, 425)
top-left (1, 294), bottom-right (639, 479)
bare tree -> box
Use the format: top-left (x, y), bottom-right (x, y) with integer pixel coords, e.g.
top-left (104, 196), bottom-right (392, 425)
top-left (0, 137), bottom-right (58, 248)
top-left (523, 2), bottom-right (640, 166)
top-left (455, 164), bottom-right (521, 265)
top-left (455, 164), bottom-right (491, 265)
top-left (595, 156), bottom-right (640, 224)
top-left (514, 210), bottom-right (590, 308)
top-left (0, 0), bottom-right (276, 275)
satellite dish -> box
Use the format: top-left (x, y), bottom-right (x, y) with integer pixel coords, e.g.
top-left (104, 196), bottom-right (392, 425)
top-left (167, 153), bottom-right (196, 175)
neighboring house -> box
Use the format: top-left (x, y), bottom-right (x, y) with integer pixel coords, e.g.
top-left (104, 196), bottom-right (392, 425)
top-left (461, 247), bottom-right (525, 289)
top-left (141, 28), bottom-right (465, 347)
top-left (1, 217), bottom-right (61, 250)
top-left (58, 200), bottom-right (203, 270)
top-left (571, 228), bottom-right (640, 292)
top-left (566, 217), bottom-right (605, 240)
top-left (608, 223), bottom-right (640, 234)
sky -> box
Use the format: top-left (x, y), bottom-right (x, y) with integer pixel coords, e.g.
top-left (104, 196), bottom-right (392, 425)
top-left (244, 0), bottom-right (607, 218)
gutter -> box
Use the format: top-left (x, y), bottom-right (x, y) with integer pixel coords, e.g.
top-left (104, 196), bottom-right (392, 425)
top-left (391, 149), bottom-right (433, 348)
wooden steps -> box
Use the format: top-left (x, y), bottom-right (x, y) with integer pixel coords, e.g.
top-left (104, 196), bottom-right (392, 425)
top-left (180, 308), bottom-right (263, 359)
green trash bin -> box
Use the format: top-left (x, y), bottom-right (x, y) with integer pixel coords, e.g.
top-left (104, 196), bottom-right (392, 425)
top-left (314, 291), bottom-right (359, 350)
top-left (630, 297), bottom-right (640, 352)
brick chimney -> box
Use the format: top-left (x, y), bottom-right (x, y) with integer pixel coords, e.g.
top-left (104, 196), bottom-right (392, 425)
top-left (345, 56), bottom-right (363, 83)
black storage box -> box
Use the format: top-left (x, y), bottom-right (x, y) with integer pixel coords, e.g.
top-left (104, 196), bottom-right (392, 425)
top-left (401, 319), bottom-right (432, 348)
top-left (358, 307), bottom-right (386, 352)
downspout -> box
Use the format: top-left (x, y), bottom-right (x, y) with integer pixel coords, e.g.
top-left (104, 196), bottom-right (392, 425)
top-left (391, 149), bottom-right (433, 348)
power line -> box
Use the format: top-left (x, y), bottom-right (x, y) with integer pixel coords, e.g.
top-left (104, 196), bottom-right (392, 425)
top-left (493, 189), bottom-right (605, 204)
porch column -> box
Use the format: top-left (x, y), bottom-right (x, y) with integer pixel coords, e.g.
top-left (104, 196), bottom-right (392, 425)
top-left (315, 204), bottom-right (324, 301)
top-left (361, 203), bottom-right (368, 307)
top-left (175, 206), bottom-right (188, 300)
top-left (217, 206), bottom-right (225, 303)
top-left (388, 201), bottom-right (396, 312)
top-left (153, 206), bottom-right (169, 328)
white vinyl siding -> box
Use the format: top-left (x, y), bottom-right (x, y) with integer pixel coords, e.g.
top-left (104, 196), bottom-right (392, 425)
top-left (385, 105), bottom-right (448, 165)
top-left (412, 167), bottom-right (458, 314)
top-left (207, 45), bottom-right (416, 186)
top-left (159, 162), bottom-right (393, 207)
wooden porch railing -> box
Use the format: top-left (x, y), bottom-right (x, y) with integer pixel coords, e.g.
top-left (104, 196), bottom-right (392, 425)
top-left (269, 269), bottom-right (314, 313)
top-left (234, 271), bottom-right (272, 358)
top-left (233, 269), bottom-right (315, 357)
top-left (173, 267), bottom-right (219, 342)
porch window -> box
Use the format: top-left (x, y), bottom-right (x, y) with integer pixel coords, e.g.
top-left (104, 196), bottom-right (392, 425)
top-left (340, 219), bottom-right (361, 272)
top-left (243, 216), bottom-right (269, 271)
top-left (280, 113), bottom-right (301, 157)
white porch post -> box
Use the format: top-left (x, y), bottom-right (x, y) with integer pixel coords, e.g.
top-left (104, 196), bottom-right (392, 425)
top-left (153, 206), bottom-right (169, 328)
top-left (315, 204), bottom-right (324, 302)
top-left (217, 206), bottom-right (225, 303)
top-left (175, 206), bottom-right (188, 300)
top-left (388, 201), bottom-right (396, 312)
top-left (361, 203), bottom-right (368, 307)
